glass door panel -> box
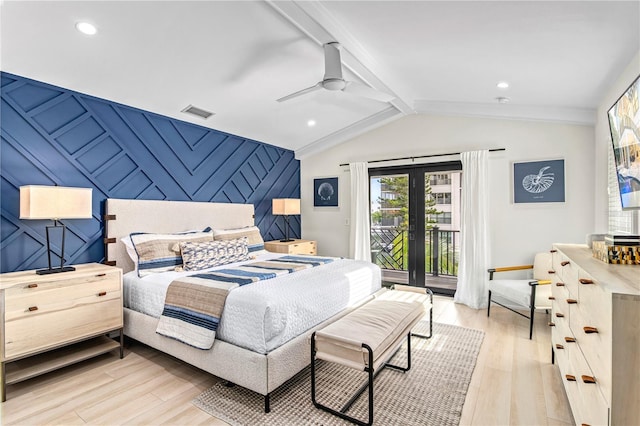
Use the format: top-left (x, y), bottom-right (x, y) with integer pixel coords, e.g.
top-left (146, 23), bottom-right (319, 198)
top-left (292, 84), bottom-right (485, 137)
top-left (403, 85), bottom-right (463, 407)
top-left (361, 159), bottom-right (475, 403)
top-left (424, 171), bottom-right (461, 295)
top-left (370, 173), bottom-right (409, 286)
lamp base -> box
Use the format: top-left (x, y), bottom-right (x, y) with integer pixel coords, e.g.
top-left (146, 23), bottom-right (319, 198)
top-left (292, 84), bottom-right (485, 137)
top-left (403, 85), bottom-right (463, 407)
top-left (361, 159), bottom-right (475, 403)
top-left (279, 239), bottom-right (296, 243)
top-left (36, 266), bottom-right (76, 275)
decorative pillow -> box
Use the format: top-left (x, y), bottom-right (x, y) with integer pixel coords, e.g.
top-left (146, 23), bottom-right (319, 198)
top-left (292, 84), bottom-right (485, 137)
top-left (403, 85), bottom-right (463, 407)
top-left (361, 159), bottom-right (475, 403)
top-left (120, 236), bottom-right (139, 264)
top-left (121, 227), bottom-right (212, 263)
top-left (213, 226), bottom-right (267, 257)
top-left (130, 228), bottom-right (213, 277)
top-left (179, 237), bottom-right (250, 271)
top-left (120, 226), bottom-right (213, 262)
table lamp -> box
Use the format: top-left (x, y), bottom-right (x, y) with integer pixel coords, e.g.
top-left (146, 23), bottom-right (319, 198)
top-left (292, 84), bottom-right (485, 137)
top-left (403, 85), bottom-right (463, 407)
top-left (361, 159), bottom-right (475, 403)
top-left (20, 185), bottom-right (93, 274)
top-left (272, 198), bottom-right (300, 242)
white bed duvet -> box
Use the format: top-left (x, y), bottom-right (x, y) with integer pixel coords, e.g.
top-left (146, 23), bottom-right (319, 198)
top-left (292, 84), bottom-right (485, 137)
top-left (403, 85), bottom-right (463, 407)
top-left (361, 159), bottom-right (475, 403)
top-left (123, 253), bottom-right (381, 354)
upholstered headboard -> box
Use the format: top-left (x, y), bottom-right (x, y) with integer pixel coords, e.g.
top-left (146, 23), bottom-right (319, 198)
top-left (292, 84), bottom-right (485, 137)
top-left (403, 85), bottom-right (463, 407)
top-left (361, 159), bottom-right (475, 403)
top-left (105, 199), bottom-right (255, 274)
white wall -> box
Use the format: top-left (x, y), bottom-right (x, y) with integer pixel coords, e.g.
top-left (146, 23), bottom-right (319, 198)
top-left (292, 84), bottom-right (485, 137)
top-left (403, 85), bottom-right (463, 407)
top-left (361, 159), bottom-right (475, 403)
top-left (301, 114), bottom-right (595, 267)
top-left (593, 50), bottom-right (640, 233)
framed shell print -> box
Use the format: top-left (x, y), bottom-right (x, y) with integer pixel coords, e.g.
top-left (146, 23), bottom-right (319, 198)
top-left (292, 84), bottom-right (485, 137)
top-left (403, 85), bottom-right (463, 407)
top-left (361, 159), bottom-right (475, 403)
top-left (513, 159), bottom-right (565, 203)
top-left (314, 177), bottom-right (338, 207)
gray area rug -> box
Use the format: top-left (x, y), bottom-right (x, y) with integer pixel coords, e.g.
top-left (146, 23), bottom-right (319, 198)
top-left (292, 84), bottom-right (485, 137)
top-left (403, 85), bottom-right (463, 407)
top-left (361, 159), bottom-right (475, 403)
top-left (193, 322), bottom-right (484, 425)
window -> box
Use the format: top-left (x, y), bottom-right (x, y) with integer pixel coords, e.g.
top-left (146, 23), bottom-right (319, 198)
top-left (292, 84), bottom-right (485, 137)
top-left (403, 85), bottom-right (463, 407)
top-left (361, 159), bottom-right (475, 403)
top-left (428, 212), bottom-right (452, 224)
top-left (430, 174), bottom-right (451, 185)
top-left (431, 192), bottom-right (451, 205)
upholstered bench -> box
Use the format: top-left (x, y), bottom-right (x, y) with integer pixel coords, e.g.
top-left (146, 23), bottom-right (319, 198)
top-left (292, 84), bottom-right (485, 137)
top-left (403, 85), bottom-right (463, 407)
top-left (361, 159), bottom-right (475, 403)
top-left (310, 289), bottom-right (427, 425)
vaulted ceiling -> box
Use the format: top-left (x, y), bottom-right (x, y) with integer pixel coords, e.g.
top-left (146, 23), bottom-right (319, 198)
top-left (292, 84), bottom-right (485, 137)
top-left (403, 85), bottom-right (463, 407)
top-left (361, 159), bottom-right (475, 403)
top-left (2, 1), bottom-right (639, 158)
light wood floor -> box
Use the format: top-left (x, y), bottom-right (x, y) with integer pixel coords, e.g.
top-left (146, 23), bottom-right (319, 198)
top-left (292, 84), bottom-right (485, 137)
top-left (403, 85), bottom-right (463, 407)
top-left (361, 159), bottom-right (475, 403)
top-left (1, 296), bottom-right (574, 425)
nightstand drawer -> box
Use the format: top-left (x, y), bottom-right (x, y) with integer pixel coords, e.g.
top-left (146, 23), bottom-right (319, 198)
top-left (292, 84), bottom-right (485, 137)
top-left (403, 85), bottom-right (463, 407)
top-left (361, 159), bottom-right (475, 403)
top-left (4, 296), bottom-right (122, 359)
top-left (4, 272), bottom-right (120, 321)
top-left (289, 241), bottom-right (316, 255)
top-left (265, 239), bottom-right (317, 255)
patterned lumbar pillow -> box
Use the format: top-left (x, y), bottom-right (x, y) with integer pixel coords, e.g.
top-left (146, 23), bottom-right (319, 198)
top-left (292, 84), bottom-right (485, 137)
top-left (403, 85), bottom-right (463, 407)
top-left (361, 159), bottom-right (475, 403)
top-left (213, 226), bottom-right (267, 257)
top-left (179, 237), bottom-right (250, 271)
top-left (130, 228), bottom-right (213, 277)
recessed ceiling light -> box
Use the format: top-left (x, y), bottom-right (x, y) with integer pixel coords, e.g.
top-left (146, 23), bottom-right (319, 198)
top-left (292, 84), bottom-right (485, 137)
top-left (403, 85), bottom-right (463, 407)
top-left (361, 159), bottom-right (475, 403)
top-left (307, 119), bottom-right (316, 127)
top-left (497, 81), bottom-right (510, 89)
top-left (495, 96), bottom-right (510, 104)
top-left (76, 22), bottom-right (97, 35)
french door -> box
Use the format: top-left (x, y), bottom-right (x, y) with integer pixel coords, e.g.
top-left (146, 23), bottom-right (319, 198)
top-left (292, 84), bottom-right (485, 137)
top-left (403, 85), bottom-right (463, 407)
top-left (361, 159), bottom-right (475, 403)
top-left (369, 161), bottom-right (462, 294)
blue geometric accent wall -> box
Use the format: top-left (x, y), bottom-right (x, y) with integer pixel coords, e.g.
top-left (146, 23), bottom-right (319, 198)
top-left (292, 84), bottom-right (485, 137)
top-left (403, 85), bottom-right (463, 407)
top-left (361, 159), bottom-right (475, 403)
top-left (0, 72), bottom-right (300, 273)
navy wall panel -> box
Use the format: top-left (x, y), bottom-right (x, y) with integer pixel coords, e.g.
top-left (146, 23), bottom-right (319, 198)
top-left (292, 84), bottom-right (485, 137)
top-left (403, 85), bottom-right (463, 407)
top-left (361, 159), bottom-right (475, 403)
top-left (0, 73), bottom-right (300, 273)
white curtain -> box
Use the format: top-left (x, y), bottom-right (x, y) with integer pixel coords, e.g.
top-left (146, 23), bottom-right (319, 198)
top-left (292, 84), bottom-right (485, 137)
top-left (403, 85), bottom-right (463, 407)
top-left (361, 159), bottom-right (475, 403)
top-left (454, 150), bottom-right (490, 309)
top-left (349, 162), bottom-right (372, 261)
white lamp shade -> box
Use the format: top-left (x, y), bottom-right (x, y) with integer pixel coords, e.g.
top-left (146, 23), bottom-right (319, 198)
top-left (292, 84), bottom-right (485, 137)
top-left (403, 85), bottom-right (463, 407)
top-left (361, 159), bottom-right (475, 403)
top-left (20, 186), bottom-right (93, 219)
top-left (272, 198), bottom-right (300, 215)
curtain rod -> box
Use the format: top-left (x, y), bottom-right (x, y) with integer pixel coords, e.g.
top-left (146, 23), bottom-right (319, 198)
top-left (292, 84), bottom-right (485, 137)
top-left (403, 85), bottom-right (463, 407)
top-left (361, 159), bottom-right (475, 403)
top-left (339, 148), bottom-right (506, 167)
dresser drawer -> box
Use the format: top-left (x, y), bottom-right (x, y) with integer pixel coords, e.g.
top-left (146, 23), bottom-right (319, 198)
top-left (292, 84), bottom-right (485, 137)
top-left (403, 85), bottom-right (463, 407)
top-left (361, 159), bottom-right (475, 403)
top-left (553, 319), bottom-right (576, 357)
top-left (552, 287), bottom-right (574, 384)
top-left (565, 342), bottom-right (610, 426)
top-left (552, 282), bottom-right (570, 310)
top-left (552, 301), bottom-right (572, 338)
top-left (561, 263), bottom-right (580, 298)
top-left (551, 322), bottom-right (571, 371)
top-left (572, 271), bottom-right (610, 332)
top-left (569, 279), bottom-right (612, 402)
top-left (4, 296), bottom-right (122, 360)
top-left (553, 251), bottom-right (577, 283)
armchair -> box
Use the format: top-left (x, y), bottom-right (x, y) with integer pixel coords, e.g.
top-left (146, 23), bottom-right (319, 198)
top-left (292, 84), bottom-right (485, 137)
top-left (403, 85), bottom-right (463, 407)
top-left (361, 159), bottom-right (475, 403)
top-left (487, 252), bottom-right (554, 339)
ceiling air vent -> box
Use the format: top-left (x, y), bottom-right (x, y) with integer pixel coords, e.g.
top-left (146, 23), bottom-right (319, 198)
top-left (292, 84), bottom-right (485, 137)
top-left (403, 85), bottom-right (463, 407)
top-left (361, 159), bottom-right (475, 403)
top-left (181, 105), bottom-right (215, 119)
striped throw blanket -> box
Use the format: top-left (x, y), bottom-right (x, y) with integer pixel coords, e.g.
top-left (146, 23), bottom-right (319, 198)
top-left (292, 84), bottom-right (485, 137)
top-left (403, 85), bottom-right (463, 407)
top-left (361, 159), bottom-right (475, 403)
top-left (156, 256), bottom-right (334, 349)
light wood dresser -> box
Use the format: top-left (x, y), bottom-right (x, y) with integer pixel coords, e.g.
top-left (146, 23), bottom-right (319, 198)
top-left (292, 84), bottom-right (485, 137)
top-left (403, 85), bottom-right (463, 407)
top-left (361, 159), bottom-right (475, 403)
top-left (0, 263), bottom-right (124, 401)
top-left (550, 244), bottom-right (639, 426)
top-left (264, 239), bottom-right (317, 255)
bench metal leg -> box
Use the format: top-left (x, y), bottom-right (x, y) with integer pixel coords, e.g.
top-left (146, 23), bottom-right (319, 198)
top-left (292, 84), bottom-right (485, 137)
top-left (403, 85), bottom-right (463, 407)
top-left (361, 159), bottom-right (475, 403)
top-left (386, 333), bottom-right (411, 372)
top-left (311, 332), bottom-right (412, 426)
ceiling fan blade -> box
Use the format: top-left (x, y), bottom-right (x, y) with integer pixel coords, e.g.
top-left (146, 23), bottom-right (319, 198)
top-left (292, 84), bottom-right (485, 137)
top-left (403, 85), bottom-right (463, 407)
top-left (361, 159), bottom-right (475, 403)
top-left (342, 81), bottom-right (395, 103)
top-left (323, 42), bottom-right (343, 81)
top-left (276, 82), bottom-right (323, 102)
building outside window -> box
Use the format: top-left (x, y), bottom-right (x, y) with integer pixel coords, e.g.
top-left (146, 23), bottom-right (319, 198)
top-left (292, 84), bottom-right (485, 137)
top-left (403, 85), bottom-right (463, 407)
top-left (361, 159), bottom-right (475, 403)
top-left (431, 192), bottom-right (452, 205)
top-left (430, 174), bottom-right (451, 186)
top-left (429, 211), bottom-right (452, 224)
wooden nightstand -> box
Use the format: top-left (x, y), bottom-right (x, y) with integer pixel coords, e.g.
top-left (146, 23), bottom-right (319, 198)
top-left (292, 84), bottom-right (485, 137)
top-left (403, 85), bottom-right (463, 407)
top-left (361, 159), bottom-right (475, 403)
top-left (264, 239), bottom-right (317, 255)
top-left (0, 263), bottom-right (124, 401)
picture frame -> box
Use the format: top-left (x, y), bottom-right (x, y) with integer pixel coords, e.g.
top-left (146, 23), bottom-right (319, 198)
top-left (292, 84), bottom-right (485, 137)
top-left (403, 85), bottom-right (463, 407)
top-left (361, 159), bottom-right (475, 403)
top-left (513, 159), bottom-right (565, 203)
top-left (314, 177), bottom-right (338, 207)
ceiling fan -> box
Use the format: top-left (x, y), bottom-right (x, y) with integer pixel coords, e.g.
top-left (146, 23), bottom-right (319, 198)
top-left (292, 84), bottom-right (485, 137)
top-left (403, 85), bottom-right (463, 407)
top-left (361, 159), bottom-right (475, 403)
top-left (276, 42), bottom-right (395, 103)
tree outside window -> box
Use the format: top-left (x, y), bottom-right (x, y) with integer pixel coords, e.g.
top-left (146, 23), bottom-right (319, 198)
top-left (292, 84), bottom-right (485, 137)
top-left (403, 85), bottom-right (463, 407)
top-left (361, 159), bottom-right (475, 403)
top-left (375, 175), bottom-right (441, 231)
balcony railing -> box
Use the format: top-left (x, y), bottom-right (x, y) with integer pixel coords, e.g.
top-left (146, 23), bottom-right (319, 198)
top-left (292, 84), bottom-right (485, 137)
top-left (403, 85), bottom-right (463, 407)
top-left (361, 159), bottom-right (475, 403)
top-left (370, 227), bottom-right (405, 270)
top-left (370, 226), bottom-right (460, 277)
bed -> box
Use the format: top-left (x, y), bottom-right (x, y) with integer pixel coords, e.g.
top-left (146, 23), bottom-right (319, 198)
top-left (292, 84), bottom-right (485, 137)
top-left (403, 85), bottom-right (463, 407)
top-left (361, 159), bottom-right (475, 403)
top-left (104, 198), bottom-right (382, 412)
